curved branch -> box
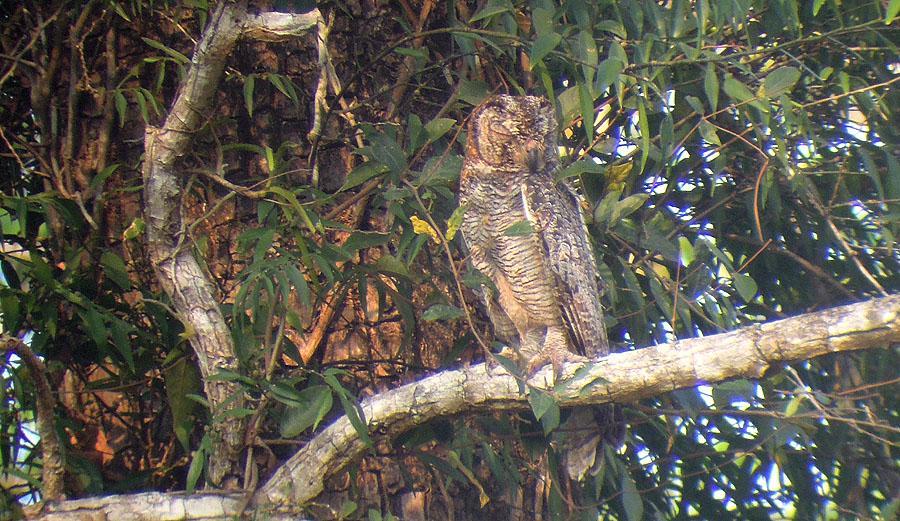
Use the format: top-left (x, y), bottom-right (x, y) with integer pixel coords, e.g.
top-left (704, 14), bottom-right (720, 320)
top-left (25, 295), bottom-right (900, 519)
top-left (142, 3), bottom-right (322, 485)
top-left (253, 294), bottom-right (900, 507)
top-left (1, 335), bottom-right (65, 500)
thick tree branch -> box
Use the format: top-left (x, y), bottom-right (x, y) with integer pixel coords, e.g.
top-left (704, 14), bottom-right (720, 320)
top-left (142, 3), bottom-right (321, 485)
top-left (24, 492), bottom-right (261, 521)
top-left (26, 295), bottom-right (899, 519)
top-left (143, 1), bottom-right (246, 486)
top-left (242, 11), bottom-right (321, 42)
top-left (1, 335), bottom-right (65, 501)
top-left (254, 294), bottom-right (900, 506)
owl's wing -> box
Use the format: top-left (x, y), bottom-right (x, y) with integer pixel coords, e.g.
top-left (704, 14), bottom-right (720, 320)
top-left (458, 180), bottom-right (520, 348)
top-left (526, 179), bottom-right (609, 358)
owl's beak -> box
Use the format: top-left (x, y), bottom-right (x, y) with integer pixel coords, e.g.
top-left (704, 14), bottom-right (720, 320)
top-left (524, 138), bottom-right (545, 173)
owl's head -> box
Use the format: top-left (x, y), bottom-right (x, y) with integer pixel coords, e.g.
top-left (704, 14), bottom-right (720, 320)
top-left (465, 95), bottom-right (558, 174)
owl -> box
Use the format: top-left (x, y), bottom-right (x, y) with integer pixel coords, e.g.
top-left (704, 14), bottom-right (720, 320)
top-left (459, 95), bottom-right (615, 481)
top-left (459, 94), bottom-right (609, 371)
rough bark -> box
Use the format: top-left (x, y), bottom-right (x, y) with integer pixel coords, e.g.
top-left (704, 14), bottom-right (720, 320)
top-left (0, 336), bottom-right (65, 501)
top-left (25, 294), bottom-right (900, 519)
top-left (142, 2), bottom-right (321, 485)
top-left (22, 492), bottom-right (273, 521)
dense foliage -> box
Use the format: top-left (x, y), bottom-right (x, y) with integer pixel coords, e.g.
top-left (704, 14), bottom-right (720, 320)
top-left (0, 0), bottom-right (897, 519)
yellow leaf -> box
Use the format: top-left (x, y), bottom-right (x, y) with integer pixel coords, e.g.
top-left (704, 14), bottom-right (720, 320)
top-left (411, 215), bottom-right (441, 243)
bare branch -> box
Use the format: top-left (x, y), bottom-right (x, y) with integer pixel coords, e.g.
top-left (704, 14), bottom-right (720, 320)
top-left (241, 11), bottom-right (321, 42)
top-left (1, 335), bottom-right (65, 501)
top-left (24, 295), bottom-right (900, 519)
top-left (253, 294), bottom-right (900, 507)
top-left (24, 492), bottom-right (286, 521)
top-left (142, 3), bottom-right (323, 485)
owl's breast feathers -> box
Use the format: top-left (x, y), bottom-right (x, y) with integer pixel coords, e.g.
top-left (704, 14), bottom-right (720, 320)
top-left (459, 94), bottom-right (608, 360)
top-left (459, 160), bottom-right (609, 359)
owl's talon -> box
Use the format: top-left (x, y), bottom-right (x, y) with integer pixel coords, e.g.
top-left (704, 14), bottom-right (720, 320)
top-left (526, 347), bottom-right (587, 380)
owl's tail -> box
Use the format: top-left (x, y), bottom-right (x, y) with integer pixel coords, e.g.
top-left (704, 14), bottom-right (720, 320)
top-left (553, 404), bottom-right (624, 482)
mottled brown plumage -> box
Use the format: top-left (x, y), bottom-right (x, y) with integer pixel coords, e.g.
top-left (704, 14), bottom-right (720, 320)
top-left (459, 95), bottom-right (609, 371)
top-left (459, 95), bottom-right (615, 481)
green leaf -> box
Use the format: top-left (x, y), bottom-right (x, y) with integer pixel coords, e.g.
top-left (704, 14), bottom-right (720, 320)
top-left (882, 496), bottom-right (900, 521)
top-left (593, 189), bottom-right (622, 225)
top-left (556, 158), bottom-right (604, 180)
top-left (424, 117), bottom-right (456, 143)
top-left (704, 65), bottom-right (719, 111)
top-left (141, 37), bottom-right (190, 64)
top-left (81, 307), bottom-right (110, 349)
top-left (611, 193), bottom-right (649, 224)
top-left (448, 450), bottom-right (491, 507)
top-left (114, 90), bottom-right (127, 127)
top-left (734, 272), bottom-right (758, 301)
top-left (576, 29), bottom-right (599, 83)
top-left (461, 268), bottom-right (495, 292)
top-left (340, 393), bottom-right (372, 447)
top-left (813, 0), bottom-right (827, 15)
top-left (267, 73), bottom-right (299, 104)
top-left (531, 7), bottom-right (555, 36)
top-left (109, 318), bottom-right (135, 372)
top-left (134, 89), bottom-right (149, 123)
top-left (325, 373), bottom-right (373, 447)
top-left (888, 0), bottom-right (900, 23)
top-left (110, 2), bottom-right (132, 21)
top-left (279, 385), bottom-right (333, 437)
top-left (342, 231), bottom-right (390, 253)
top-left (284, 264), bottom-right (311, 308)
top-left (724, 75), bottom-right (767, 112)
top-left (503, 220), bottom-right (534, 236)
top-left (761, 66), bottom-right (800, 98)
top-left (164, 356), bottom-right (201, 451)
top-left (267, 186), bottom-right (316, 233)
top-left (374, 254), bottom-right (411, 279)
top-left (362, 129), bottom-right (407, 174)
top-left (264, 145), bottom-right (276, 174)
top-left (445, 205), bottom-right (467, 241)
top-left (528, 388), bottom-right (555, 421)
top-left (90, 163), bottom-right (120, 192)
top-left (469, 0), bottom-right (511, 23)
top-left (596, 20), bottom-right (626, 38)
top-left (539, 400), bottom-right (559, 434)
top-left (268, 381), bottom-right (306, 406)
top-left (122, 217), bottom-right (145, 240)
top-left (642, 214), bottom-right (679, 261)
top-left (723, 75), bottom-right (755, 104)
top-left (596, 56), bottom-right (625, 94)
top-left (100, 251), bottom-right (131, 290)
top-left (406, 113), bottom-right (423, 152)
top-left (243, 74), bottom-right (255, 117)
top-left (140, 88), bottom-right (162, 116)
top-left (678, 237), bottom-right (695, 266)
top-left (660, 113), bottom-right (674, 155)
top-left (530, 32), bottom-right (562, 68)
top-left (685, 95), bottom-right (704, 113)
top-left (621, 471), bottom-right (644, 521)
top-left (636, 95), bottom-right (650, 174)
top-left (699, 120), bottom-right (721, 145)
top-left (579, 82), bottom-right (594, 143)
top-left (394, 46), bottom-right (428, 59)
top-left (422, 304), bottom-right (465, 322)
top-left (339, 161), bottom-right (388, 192)
top-left (458, 79), bottom-right (490, 106)
top-left (185, 445), bottom-right (205, 493)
